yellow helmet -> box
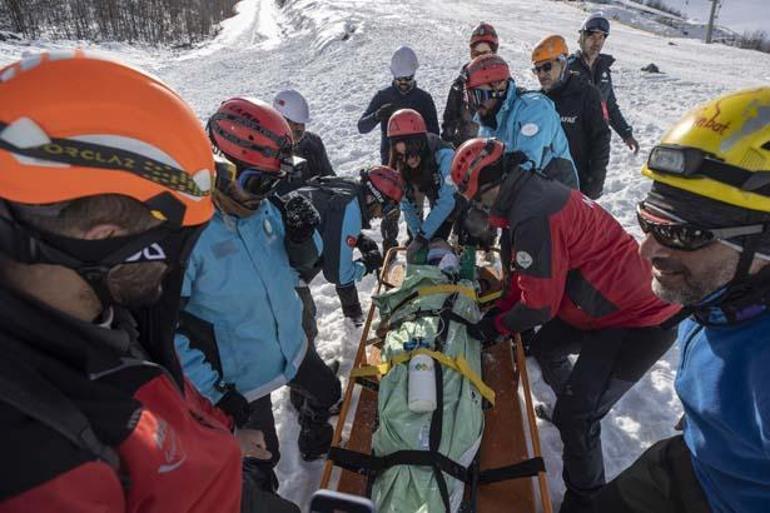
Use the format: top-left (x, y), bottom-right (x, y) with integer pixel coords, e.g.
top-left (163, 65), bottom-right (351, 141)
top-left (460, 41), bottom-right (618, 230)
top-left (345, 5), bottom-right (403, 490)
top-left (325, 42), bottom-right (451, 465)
top-left (642, 87), bottom-right (770, 213)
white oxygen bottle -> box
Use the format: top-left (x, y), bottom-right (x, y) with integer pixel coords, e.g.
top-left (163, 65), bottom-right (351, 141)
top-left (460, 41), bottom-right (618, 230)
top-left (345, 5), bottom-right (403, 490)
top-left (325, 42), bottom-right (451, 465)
top-left (408, 354), bottom-right (437, 413)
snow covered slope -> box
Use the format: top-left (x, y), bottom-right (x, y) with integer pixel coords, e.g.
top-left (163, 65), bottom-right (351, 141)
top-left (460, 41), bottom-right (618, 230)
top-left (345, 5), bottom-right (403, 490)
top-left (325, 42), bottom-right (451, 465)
top-left (1, 0), bottom-right (768, 510)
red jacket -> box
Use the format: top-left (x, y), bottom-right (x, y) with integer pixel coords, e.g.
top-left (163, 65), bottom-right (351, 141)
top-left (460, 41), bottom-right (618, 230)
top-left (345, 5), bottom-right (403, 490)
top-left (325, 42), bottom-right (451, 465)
top-left (492, 172), bottom-right (679, 332)
top-left (0, 289), bottom-right (242, 513)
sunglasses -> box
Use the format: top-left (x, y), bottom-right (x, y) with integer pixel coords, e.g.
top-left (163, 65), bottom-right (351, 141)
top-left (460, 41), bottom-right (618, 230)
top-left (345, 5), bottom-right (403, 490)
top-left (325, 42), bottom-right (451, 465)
top-left (532, 61), bottom-right (555, 74)
top-left (395, 75), bottom-right (414, 82)
top-left (237, 167), bottom-right (287, 197)
top-left (636, 202), bottom-right (767, 251)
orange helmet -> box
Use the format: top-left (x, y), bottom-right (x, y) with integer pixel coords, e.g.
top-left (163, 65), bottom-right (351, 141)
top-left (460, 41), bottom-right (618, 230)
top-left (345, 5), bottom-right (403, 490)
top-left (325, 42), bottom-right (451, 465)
top-left (0, 50), bottom-right (213, 228)
top-left (207, 97), bottom-right (293, 173)
top-left (465, 54), bottom-right (510, 89)
top-left (387, 109), bottom-right (427, 138)
top-left (532, 35), bottom-right (569, 64)
top-left (470, 22), bottom-right (498, 51)
top-left (451, 138), bottom-right (506, 199)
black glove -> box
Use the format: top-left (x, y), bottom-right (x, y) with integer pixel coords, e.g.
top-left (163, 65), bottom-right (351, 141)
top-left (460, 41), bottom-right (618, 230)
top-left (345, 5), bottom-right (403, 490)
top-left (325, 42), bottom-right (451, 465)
top-left (216, 386), bottom-right (251, 428)
top-left (356, 235), bottom-right (383, 274)
top-left (283, 192), bottom-right (321, 243)
top-left (469, 309), bottom-right (505, 347)
top-left (375, 103), bottom-right (396, 122)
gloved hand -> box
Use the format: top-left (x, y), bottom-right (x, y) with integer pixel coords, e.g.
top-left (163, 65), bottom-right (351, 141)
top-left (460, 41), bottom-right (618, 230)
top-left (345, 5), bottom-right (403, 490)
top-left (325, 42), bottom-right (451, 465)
top-left (357, 235), bottom-right (383, 274)
top-left (469, 309), bottom-right (506, 347)
top-left (216, 386), bottom-right (251, 428)
top-left (375, 103), bottom-right (396, 122)
top-left (624, 135), bottom-right (640, 155)
top-left (406, 234), bottom-right (429, 264)
top-left (283, 192), bottom-right (321, 243)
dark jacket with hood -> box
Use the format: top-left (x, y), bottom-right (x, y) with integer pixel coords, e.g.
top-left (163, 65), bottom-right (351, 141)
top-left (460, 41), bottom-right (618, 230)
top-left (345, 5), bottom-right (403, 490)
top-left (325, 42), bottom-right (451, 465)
top-left (567, 51), bottom-right (633, 140)
top-left (358, 83), bottom-right (440, 164)
top-left (544, 71), bottom-right (611, 199)
top-left (441, 63), bottom-right (479, 147)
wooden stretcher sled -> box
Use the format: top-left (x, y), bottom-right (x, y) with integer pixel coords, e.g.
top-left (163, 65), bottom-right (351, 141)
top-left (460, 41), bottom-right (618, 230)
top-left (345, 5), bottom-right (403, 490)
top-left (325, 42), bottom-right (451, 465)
top-left (320, 247), bottom-right (553, 513)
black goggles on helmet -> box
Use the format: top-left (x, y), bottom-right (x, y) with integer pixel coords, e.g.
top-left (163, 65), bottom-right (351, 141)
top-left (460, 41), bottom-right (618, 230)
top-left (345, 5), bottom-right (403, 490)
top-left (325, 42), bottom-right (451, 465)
top-left (636, 201), bottom-right (767, 251)
top-left (467, 87), bottom-right (506, 107)
top-left (237, 167), bottom-right (287, 197)
top-left (647, 145), bottom-right (770, 198)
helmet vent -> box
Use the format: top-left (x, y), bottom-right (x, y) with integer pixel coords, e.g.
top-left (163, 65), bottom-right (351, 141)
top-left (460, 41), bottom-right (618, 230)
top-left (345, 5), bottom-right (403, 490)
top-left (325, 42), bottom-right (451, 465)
top-left (740, 148), bottom-right (765, 171)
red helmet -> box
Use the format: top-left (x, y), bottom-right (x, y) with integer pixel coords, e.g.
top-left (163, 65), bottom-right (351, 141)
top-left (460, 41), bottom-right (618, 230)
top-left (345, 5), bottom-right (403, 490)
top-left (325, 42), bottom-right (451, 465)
top-left (470, 22), bottom-right (498, 50)
top-left (386, 109), bottom-right (427, 138)
top-left (208, 97), bottom-right (293, 172)
top-left (365, 165), bottom-right (405, 204)
top-left (465, 54), bottom-right (510, 89)
top-left (451, 138), bottom-right (505, 199)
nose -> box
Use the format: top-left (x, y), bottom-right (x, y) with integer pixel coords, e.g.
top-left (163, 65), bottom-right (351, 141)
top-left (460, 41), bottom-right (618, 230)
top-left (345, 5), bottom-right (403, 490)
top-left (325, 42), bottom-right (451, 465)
top-left (639, 233), bottom-right (667, 261)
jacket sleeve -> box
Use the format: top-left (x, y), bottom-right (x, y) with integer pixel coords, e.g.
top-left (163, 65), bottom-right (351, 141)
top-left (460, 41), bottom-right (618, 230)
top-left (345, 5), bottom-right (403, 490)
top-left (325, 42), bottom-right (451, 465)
top-left (324, 199), bottom-right (365, 287)
top-left (604, 70), bottom-right (633, 139)
top-left (512, 99), bottom-right (573, 172)
top-left (400, 195), bottom-right (422, 238)
top-left (419, 148), bottom-right (457, 239)
top-left (315, 136), bottom-right (336, 177)
top-left (583, 85), bottom-right (611, 198)
top-left (358, 90), bottom-right (386, 134)
top-left (498, 214), bottom-right (567, 333)
top-left (422, 91), bottom-right (441, 136)
top-left (441, 76), bottom-right (464, 142)
top-left (174, 256), bottom-right (227, 404)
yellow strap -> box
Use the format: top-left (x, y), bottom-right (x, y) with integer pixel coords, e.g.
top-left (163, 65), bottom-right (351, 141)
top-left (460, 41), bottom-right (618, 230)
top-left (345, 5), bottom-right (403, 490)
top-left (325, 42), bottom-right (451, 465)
top-left (350, 347), bottom-right (496, 405)
top-left (477, 289), bottom-right (503, 304)
top-left (417, 284), bottom-right (477, 301)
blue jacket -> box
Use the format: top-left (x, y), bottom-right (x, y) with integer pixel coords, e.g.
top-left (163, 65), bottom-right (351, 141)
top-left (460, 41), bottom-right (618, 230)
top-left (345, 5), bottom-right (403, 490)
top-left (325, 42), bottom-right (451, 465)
top-left (675, 311), bottom-right (770, 513)
top-left (477, 80), bottom-right (578, 189)
top-left (401, 134), bottom-right (457, 240)
top-left (174, 202), bottom-right (320, 404)
top-left (358, 83), bottom-right (440, 164)
top-left (292, 178), bottom-right (369, 287)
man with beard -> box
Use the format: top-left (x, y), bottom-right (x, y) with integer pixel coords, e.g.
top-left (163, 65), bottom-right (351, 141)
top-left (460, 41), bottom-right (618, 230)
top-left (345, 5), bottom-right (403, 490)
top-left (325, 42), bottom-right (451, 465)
top-left (464, 53), bottom-right (578, 189)
top-left (441, 22), bottom-right (499, 147)
top-left (568, 13), bottom-right (640, 155)
top-left (0, 52), bottom-right (270, 512)
top-left (174, 99), bottom-right (340, 510)
top-left (532, 34), bottom-right (610, 199)
top-left (595, 88), bottom-right (770, 513)
top-left (450, 137), bottom-right (680, 513)
top-left (358, 46), bottom-right (440, 253)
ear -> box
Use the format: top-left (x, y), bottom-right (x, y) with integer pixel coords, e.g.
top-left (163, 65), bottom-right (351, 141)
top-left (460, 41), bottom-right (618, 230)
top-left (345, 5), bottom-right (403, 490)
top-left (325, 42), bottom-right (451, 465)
top-left (82, 223), bottom-right (125, 241)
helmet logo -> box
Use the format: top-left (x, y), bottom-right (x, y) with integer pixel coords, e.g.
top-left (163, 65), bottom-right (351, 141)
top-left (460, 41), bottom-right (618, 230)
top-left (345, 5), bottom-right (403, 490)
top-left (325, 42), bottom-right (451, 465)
top-left (694, 111), bottom-right (731, 136)
top-left (125, 243), bottom-right (167, 263)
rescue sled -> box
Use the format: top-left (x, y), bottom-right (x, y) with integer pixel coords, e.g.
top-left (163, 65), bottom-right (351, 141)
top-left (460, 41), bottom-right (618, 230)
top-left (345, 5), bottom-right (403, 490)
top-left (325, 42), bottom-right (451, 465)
top-left (320, 247), bottom-right (553, 513)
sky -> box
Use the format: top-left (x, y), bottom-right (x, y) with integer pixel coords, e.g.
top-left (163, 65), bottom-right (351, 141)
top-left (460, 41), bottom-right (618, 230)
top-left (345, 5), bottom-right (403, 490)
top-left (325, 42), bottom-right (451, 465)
top-left (661, 0), bottom-right (770, 34)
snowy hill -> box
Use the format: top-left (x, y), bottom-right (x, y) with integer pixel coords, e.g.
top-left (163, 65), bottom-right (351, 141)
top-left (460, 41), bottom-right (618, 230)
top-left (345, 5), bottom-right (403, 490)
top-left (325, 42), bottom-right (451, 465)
top-left (1, 0), bottom-right (768, 510)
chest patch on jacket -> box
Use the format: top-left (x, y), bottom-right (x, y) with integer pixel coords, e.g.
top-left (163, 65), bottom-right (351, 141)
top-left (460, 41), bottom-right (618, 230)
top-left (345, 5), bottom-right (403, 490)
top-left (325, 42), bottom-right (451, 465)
top-left (521, 123), bottom-right (539, 137)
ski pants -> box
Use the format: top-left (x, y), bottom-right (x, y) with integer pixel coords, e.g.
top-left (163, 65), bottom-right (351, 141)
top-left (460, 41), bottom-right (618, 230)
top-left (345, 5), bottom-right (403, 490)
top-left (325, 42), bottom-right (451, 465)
top-left (296, 284), bottom-right (318, 345)
top-left (592, 435), bottom-right (711, 513)
top-left (530, 318), bottom-right (676, 513)
top-left (243, 345), bottom-right (341, 470)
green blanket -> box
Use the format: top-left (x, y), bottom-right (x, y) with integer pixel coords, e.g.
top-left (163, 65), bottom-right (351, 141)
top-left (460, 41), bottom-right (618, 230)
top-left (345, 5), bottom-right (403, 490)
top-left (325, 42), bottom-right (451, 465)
top-left (371, 265), bottom-right (484, 513)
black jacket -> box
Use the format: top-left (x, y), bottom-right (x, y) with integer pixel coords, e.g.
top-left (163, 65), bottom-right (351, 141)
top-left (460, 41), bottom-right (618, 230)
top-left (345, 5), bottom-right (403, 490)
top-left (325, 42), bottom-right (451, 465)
top-left (567, 51), bottom-right (633, 139)
top-left (295, 130), bottom-right (335, 180)
top-left (441, 64), bottom-right (479, 147)
top-left (357, 83), bottom-right (440, 164)
top-left (544, 72), bottom-right (611, 199)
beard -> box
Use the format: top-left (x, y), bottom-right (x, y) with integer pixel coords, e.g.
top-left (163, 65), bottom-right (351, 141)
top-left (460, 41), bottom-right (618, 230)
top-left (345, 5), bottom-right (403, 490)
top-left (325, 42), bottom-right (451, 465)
top-left (107, 261), bottom-right (169, 308)
top-left (649, 253), bottom-right (737, 306)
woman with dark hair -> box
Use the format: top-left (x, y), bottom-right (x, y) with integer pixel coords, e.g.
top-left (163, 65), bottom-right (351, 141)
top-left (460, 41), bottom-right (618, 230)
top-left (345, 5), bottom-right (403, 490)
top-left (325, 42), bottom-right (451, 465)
top-left (386, 108), bottom-right (457, 259)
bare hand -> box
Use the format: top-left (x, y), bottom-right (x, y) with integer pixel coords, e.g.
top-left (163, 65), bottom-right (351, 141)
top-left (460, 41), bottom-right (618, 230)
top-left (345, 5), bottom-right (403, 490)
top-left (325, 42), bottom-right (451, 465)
top-left (235, 428), bottom-right (272, 460)
top-left (624, 135), bottom-right (640, 155)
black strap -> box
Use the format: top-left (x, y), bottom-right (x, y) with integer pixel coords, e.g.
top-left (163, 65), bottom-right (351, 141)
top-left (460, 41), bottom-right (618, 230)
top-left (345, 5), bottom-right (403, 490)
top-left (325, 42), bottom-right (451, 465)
top-left (328, 447), bottom-right (471, 484)
top-left (0, 344), bottom-right (121, 471)
top-left (477, 457), bottom-right (545, 484)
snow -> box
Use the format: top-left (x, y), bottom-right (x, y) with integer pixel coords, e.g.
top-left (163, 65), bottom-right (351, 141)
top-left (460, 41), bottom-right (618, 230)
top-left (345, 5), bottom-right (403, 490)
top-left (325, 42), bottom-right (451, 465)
top-left (1, 0), bottom-right (769, 510)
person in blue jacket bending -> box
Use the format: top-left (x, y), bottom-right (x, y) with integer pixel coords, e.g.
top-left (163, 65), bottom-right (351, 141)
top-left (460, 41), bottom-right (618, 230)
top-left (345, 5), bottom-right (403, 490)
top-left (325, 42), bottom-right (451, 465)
top-left (463, 53), bottom-right (578, 189)
top-left (174, 98), bottom-right (341, 500)
top-left (595, 87), bottom-right (770, 513)
top-left (288, 166), bottom-right (405, 327)
top-left (385, 108), bottom-right (457, 261)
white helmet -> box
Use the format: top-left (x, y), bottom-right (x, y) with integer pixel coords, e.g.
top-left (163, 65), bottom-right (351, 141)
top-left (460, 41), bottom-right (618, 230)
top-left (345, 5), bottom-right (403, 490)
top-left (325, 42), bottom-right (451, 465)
top-left (272, 89), bottom-right (311, 124)
top-left (390, 46), bottom-right (419, 78)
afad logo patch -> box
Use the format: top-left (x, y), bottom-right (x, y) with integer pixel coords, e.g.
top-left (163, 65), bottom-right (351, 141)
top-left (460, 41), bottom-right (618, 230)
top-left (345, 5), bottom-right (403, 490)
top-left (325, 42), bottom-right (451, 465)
top-left (346, 235), bottom-right (358, 248)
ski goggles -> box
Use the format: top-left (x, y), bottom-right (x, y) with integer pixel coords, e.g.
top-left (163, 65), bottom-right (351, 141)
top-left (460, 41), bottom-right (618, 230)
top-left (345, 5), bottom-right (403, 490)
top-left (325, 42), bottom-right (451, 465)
top-left (467, 87), bottom-right (507, 107)
top-left (237, 167), bottom-right (287, 197)
top-left (647, 145), bottom-right (770, 198)
top-left (636, 201), bottom-right (767, 251)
